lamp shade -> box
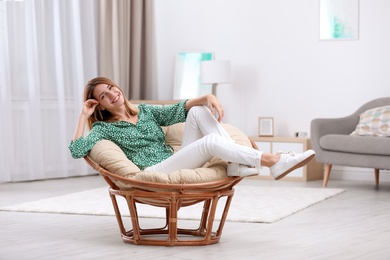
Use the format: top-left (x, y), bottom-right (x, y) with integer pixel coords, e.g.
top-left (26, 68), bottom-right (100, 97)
top-left (200, 60), bottom-right (231, 84)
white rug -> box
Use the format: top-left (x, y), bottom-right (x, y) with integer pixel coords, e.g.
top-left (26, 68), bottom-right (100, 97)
top-left (0, 186), bottom-right (344, 223)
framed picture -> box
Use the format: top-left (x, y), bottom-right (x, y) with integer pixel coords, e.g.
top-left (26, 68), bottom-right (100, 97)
top-left (320, 0), bottom-right (359, 40)
top-left (258, 117), bottom-right (274, 137)
top-left (173, 52), bottom-right (214, 99)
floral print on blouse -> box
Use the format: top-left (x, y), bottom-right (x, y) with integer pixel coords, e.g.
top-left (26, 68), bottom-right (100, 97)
top-left (69, 100), bottom-right (188, 170)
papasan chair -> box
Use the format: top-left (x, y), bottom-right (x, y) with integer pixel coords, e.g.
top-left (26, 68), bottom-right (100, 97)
top-left (84, 122), bottom-right (258, 246)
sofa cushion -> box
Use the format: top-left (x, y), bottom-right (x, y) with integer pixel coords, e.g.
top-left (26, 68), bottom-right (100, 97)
top-left (351, 105), bottom-right (390, 137)
top-left (319, 134), bottom-right (390, 156)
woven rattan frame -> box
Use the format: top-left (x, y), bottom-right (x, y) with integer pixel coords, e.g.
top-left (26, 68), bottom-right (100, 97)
top-left (84, 156), bottom-right (243, 246)
top-left (84, 140), bottom-right (258, 246)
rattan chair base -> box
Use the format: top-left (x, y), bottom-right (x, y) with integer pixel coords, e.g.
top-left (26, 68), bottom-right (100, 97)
top-left (109, 185), bottom-right (237, 246)
top-left (84, 156), bottom-right (244, 246)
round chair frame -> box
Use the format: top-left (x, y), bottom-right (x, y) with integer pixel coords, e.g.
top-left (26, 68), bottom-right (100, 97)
top-left (84, 156), bottom-right (244, 246)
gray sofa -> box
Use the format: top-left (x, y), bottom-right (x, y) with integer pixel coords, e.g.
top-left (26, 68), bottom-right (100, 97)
top-left (311, 97), bottom-right (390, 187)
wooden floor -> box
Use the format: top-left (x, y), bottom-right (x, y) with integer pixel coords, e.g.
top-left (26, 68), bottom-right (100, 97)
top-left (1, 175), bottom-right (390, 260)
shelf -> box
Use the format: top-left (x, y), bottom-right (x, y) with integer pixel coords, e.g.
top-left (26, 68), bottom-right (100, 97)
top-left (250, 136), bottom-right (323, 181)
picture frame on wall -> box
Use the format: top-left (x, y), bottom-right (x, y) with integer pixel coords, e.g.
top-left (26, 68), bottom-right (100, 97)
top-left (319, 0), bottom-right (359, 40)
top-left (173, 52), bottom-right (214, 99)
top-left (258, 117), bottom-right (274, 137)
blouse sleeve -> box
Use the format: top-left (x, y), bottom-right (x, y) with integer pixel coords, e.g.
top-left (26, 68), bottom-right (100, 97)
top-left (147, 100), bottom-right (188, 126)
top-left (68, 125), bottom-right (105, 159)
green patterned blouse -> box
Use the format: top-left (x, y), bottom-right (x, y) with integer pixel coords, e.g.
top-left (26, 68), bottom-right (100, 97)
top-left (69, 100), bottom-right (188, 170)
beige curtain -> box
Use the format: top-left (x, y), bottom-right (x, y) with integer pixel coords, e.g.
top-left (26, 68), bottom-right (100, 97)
top-left (98, 0), bottom-right (155, 99)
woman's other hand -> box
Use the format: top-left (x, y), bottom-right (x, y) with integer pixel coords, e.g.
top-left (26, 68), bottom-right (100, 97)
top-left (207, 94), bottom-right (224, 122)
top-left (185, 94), bottom-right (225, 122)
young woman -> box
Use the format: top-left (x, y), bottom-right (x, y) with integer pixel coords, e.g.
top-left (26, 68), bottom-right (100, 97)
top-left (69, 77), bottom-right (315, 178)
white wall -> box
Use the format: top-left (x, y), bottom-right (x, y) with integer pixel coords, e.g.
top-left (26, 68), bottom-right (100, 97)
top-left (154, 0), bottom-right (390, 138)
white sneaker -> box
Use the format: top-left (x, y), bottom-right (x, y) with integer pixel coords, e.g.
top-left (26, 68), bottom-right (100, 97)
top-left (227, 163), bottom-right (260, 177)
top-left (270, 150), bottom-right (316, 180)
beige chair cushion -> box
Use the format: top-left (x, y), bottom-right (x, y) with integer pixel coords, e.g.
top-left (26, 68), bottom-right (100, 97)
top-left (89, 123), bottom-right (252, 188)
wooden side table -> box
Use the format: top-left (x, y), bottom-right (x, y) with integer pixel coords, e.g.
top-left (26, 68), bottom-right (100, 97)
top-left (251, 136), bottom-right (323, 181)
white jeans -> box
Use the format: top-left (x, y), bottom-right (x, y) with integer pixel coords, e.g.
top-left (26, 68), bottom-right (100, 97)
top-left (144, 106), bottom-right (263, 173)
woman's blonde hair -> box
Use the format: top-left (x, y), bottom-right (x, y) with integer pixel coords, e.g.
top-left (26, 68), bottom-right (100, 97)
top-left (84, 77), bottom-right (138, 130)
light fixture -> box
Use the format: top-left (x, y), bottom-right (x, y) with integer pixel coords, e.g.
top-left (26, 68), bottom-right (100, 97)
top-left (200, 60), bottom-right (231, 96)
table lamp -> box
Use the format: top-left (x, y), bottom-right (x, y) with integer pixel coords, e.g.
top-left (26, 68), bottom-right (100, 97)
top-left (200, 60), bottom-right (231, 96)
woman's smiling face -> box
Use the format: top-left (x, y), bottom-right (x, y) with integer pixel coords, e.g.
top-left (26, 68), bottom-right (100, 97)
top-left (93, 83), bottom-right (125, 111)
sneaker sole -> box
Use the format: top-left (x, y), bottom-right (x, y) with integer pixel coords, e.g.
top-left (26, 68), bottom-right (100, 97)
top-left (228, 173), bottom-right (259, 178)
top-left (227, 172), bottom-right (259, 177)
top-left (228, 173), bottom-right (259, 177)
top-left (274, 153), bottom-right (315, 180)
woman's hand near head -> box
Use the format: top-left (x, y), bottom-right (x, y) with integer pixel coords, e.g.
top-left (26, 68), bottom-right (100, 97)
top-left (81, 99), bottom-right (99, 117)
top-left (72, 99), bottom-right (99, 141)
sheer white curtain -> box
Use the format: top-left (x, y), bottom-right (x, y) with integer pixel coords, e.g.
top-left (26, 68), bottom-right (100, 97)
top-left (0, 0), bottom-right (98, 182)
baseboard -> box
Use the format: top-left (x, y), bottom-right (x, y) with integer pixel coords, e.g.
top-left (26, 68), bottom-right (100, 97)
top-left (329, 166), bottom-right (390, 183)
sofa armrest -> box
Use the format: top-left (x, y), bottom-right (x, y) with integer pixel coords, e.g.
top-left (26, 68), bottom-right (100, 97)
top-left (311, 116), bottom-right (356, 137)
top-left (310, 115), bottom-right (359, 153)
